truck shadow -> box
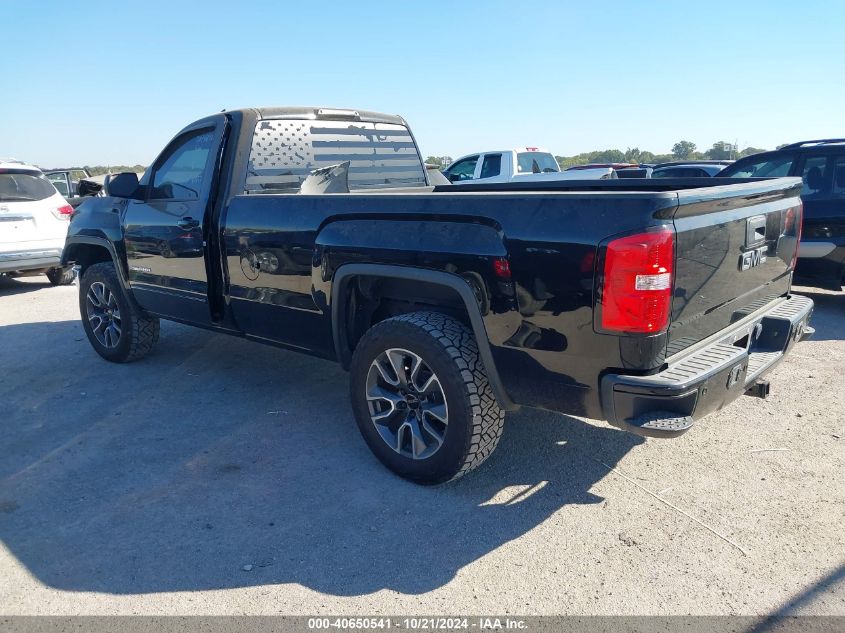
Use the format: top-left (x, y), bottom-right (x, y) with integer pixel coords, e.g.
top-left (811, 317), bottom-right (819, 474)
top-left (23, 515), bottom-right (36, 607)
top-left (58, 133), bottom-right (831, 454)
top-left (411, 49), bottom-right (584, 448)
top-left (0, 319), bottom-right (643, 597)
top-left (0, 276), bottom-right (54, 295)
top-left (790, 287), bottom-right (844, 342)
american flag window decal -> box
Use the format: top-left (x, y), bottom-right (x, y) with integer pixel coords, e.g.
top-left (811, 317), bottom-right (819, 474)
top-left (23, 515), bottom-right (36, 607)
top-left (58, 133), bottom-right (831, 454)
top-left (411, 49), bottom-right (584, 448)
top-left (245, 119), bottom-right (426, 193)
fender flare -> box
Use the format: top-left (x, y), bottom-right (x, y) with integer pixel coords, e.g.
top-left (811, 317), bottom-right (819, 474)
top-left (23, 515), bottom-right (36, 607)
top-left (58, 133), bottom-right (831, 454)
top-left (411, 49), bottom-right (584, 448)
top-left (62, 236), bottom-right (129, 291)
top-left (331, 263), bottom-right (516, 410)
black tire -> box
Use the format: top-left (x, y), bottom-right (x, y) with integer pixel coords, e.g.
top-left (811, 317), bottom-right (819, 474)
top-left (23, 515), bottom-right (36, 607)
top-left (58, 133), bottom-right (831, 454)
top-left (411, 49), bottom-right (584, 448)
top-left (79, 262), bottom-right (160, 363)
top-left (349, 311), bottom-right (505, 484)
top-left (46, 266), bottom-right (75, 286)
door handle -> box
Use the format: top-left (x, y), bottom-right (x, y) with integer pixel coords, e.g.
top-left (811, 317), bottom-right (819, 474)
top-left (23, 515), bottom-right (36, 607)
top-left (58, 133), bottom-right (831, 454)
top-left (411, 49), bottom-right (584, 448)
top-left (177, 217), bottom-right (200, 230)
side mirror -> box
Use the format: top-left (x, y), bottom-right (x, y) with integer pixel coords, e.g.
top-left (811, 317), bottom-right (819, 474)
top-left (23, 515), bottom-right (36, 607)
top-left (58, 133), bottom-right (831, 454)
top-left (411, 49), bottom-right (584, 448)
top-left (448, 172), bottom-right (462, 183)
top-left (104, 172), bottom-right (140, 199)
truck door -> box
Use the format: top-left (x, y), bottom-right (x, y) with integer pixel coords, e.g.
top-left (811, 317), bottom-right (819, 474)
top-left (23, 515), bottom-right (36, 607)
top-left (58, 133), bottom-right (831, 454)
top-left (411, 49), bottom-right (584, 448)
top-left (123, 118), bottom-right (225, 324)
top-left (475, 153), bottom-right (504, 182)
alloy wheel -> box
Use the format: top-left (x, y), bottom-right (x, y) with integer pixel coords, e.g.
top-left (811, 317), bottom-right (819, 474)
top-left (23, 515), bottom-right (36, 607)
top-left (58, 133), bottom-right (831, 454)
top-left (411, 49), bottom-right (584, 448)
top-left (86, 281), bottom-right (122, 348)
top-left (365, 348), bottom-right (449, 460)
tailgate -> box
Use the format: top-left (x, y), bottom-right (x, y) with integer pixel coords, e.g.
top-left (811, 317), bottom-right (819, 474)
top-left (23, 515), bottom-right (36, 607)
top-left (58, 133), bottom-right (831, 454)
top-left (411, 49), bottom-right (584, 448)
top-left (0, 202), bottom-right (39, 246)
top-left (667, 178), bottom-right (803, 355)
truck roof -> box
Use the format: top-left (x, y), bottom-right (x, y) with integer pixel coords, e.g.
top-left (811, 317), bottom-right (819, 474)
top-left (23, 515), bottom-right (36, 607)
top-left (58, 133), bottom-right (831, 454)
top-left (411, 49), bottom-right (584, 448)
top-left (234, 106), bottom-right (409, 127)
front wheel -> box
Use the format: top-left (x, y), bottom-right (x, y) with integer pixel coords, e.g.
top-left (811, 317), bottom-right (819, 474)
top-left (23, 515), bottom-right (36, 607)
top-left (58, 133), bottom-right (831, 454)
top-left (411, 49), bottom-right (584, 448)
top-left (349, 311), bottom-right (505, 484)
top-left (79, 262), bottom-right (160, 362)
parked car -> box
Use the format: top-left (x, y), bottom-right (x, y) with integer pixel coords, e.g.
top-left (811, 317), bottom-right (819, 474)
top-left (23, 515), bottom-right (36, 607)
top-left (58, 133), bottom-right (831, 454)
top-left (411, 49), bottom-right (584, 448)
top-left (63, 106), bottom-right (812, 484)
top-left (45, 168), bottom-right (97, 207)
top-left (566, 162), bottom-right (640, 171)
top-left (651, 161), bottom-right (733, 179)
top-left (425, 164), bottom-right (450, 185)
top-left (0, 161), bottom-right (75, 285)
top-left (443, 148), bottom-right (614, 184)
top-left (44, 169), bottom-right (134, 208)
top-left (566, 163), bottom-right (653, 178)
top-left (719, 140), bottom-right (845, 290)
top-left (614, 166), bottom-right (653, 178)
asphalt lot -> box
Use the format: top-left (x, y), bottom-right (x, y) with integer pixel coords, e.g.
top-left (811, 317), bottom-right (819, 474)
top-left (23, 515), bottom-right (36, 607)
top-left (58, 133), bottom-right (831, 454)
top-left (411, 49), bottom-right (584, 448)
top-left (0, 276), bottom-right (842, 616)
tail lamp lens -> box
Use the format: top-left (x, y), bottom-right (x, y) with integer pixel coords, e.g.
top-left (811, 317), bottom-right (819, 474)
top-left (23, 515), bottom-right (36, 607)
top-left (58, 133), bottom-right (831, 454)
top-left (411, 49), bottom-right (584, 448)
top-left (600, 228), bottom-right (675, 334)
top-left (52, 204), bottom-right (74, 221)
top-left (493, 257), bottom-right (511, 279)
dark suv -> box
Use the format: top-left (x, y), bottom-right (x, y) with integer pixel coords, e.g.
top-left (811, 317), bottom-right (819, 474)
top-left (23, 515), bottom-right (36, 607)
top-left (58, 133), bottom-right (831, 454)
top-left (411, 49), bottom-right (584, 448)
top-left (720, 139), bottom-right (845, 290)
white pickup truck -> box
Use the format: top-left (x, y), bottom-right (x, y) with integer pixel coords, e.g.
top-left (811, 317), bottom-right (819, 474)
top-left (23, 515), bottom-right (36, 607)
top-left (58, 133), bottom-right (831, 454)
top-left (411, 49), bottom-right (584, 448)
top-left (441, 148), bottom-right (614, 184)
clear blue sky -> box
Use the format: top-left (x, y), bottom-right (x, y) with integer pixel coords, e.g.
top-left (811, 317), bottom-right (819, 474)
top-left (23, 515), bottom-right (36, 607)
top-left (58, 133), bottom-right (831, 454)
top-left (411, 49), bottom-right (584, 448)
top-left (2, 0), bottom-right (843, 167)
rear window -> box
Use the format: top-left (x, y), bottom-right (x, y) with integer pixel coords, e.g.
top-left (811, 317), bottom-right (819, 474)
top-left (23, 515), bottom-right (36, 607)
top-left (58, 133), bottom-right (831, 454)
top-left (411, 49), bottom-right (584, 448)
top-left (245, 119), bottom-right (426, 193)
top-left (0, 171), bottom-right (56, 202)
top-left (516, 152), bottom-right (559, 174)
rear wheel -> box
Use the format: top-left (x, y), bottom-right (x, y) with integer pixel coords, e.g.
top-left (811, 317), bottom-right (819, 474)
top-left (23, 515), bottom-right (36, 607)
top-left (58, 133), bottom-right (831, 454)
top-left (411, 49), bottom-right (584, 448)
top-left (349, 311), bottom-right (505, 484)
top-left (46, 266), bottom-right (75, 286)
top-left (79, 262), bottom-right (160, 362)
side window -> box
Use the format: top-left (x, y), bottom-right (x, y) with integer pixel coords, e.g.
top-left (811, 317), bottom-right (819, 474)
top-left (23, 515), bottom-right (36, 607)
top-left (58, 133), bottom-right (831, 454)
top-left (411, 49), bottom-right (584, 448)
top-left (722, 154), bottom-right (795, 178)
top-left (832, 156), bottom-right (845, 199)
top-left (150, 129), bottom-right (215, 200)
top-left (446, 156), bottom-right (479, 181)
top-left (798, 155), bottom-right (831, 198)
top-left (479, 154), bottom-right (502, 179)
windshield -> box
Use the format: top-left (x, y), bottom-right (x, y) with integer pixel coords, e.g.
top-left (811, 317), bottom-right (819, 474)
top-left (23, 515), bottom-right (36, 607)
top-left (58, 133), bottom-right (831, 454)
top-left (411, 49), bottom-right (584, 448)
top-left (516, 152), bottom-right (559, 174)
top-left (720, 155), bottom-right (795, 178)
top-left (0, 172), bottom-right (57, 202)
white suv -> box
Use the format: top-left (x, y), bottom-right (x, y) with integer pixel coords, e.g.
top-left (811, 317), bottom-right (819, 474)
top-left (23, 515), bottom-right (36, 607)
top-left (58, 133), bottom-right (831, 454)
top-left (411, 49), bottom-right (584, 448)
top-left (0, 160), bottom-right (75, 285)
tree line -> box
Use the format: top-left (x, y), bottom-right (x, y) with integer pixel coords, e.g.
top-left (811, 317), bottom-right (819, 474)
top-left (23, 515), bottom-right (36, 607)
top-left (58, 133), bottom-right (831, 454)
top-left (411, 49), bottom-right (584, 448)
top-left (426, 140), bottom-right (770, 169)
top-left (556, 140), bottom-right (769, 168)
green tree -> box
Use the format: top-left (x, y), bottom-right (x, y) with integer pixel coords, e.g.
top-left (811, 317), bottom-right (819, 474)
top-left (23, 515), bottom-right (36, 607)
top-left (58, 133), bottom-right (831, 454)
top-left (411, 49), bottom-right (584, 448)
top-left (672, 141), bottom-right (697, 160)
top-left (705, 141), bottom-right (737, 160)
top-left (739, 147), bottom-right (766, 158)
top-left (591, 149), bottom-right (626, 163)
top-left (624, 147), bottom-right (642, 163)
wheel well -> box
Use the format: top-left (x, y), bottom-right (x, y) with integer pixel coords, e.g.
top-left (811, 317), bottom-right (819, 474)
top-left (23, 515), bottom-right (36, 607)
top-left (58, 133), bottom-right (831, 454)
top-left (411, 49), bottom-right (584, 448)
top-left (342, 276), bottom-right (472, 361)
top-left (65, 243), bottom-right (113, 272)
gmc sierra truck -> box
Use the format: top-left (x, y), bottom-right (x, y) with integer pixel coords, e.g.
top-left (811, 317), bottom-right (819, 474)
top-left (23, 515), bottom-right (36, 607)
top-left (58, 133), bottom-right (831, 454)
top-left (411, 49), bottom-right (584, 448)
top-left (63, 106), bottom-right (814, 484)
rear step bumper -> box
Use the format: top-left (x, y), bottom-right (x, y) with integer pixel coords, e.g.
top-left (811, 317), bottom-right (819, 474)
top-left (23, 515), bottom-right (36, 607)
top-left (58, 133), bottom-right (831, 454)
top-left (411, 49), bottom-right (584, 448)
top-left (601, 294), bottom-right (814, 438)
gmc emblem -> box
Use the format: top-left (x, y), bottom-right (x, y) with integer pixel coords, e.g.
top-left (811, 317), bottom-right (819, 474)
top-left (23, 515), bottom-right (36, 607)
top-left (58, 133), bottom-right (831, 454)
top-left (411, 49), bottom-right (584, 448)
top-left (740, 245), bottom-right (768, 271)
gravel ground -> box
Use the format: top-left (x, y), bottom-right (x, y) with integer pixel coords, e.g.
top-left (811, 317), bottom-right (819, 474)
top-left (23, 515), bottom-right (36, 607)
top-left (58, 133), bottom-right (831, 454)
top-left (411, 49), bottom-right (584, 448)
top-left (0, 277), bottom-right (842, 616)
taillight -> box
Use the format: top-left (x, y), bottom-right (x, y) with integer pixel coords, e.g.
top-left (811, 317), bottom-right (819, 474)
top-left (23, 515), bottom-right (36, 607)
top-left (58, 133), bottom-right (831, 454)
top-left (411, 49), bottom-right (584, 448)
top-left (493, 257), bottom-right (511, 279)
top-left (52, 204), bottom-right (74, 221)
top-left (599, 228), bottom-right (675, 334)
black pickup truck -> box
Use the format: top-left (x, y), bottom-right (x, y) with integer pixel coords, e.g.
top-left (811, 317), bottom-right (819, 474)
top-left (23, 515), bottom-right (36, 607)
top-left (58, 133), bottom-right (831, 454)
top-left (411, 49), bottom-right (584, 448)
top-left (63, 106), bottom-right (814, 484)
